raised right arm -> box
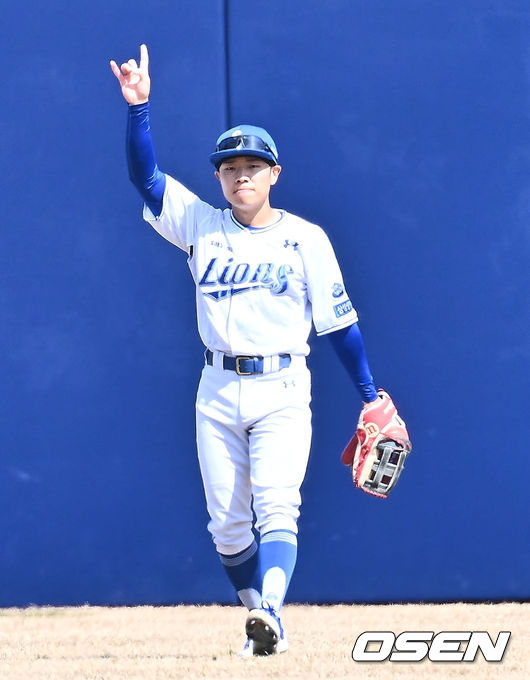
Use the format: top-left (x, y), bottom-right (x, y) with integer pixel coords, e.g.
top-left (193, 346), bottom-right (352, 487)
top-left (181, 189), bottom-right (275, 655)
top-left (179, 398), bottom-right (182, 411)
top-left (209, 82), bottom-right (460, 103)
top-left (110, 45), bottom-right (165, 217)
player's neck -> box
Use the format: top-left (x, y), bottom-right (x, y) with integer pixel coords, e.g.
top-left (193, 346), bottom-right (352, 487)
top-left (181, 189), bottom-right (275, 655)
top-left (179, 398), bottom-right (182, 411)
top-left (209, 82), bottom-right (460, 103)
top-left (231, 202), bottom-right (280, 228)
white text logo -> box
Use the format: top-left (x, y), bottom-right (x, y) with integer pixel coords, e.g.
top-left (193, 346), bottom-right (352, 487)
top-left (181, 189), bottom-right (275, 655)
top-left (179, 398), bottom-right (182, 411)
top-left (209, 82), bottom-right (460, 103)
top-left (351, 631), bottom-right (511, 663)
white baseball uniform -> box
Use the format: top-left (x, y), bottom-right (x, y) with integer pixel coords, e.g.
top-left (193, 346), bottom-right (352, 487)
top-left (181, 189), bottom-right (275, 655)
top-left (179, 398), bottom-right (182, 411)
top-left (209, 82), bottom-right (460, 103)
top-left (144, 175), bottom-right (358, 554)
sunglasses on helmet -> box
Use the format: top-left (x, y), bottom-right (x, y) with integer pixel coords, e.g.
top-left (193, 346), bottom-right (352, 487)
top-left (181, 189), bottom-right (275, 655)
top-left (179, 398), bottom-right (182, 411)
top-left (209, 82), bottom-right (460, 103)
top-left (215, 134), bottom-right (277, 158)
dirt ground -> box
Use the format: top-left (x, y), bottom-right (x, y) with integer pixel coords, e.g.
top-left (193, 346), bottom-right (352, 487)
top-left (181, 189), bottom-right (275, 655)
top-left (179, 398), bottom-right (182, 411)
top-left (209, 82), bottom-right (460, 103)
top-left (0, 602), bottom-right (528, 680)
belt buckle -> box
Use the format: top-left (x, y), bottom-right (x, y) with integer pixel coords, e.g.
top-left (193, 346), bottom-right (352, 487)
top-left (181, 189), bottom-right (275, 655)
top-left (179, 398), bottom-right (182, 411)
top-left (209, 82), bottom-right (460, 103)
top-left (235, 356), bottom-right (253, 376)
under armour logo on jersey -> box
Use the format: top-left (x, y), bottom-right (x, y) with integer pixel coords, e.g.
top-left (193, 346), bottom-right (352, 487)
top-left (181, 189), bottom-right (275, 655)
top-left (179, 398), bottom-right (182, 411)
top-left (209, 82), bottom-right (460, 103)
top-left (199, 257), bottom-right (295, 298)
top-left (283, 239), bottom-right (299, 250)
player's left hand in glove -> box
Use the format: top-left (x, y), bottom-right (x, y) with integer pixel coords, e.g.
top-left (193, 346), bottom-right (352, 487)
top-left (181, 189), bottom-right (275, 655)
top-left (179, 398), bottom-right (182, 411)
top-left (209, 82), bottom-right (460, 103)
top-left (341, 389), bottom-right (411, 499)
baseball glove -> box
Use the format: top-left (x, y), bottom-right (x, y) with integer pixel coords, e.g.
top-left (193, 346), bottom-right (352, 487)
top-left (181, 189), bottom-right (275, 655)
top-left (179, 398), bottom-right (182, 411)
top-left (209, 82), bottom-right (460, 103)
top-left (341, 389), bottom-right (411, 499)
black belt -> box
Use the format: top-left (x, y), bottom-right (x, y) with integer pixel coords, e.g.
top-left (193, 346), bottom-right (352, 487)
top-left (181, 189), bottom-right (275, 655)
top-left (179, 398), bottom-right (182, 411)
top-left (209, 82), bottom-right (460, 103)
top-left (205, 349), bottom-right (291, 376)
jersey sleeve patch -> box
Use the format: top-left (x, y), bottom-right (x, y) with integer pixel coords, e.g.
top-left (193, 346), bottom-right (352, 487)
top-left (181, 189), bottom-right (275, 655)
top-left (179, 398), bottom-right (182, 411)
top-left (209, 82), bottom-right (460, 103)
top-left (333, 298), bottom-right (353, 318)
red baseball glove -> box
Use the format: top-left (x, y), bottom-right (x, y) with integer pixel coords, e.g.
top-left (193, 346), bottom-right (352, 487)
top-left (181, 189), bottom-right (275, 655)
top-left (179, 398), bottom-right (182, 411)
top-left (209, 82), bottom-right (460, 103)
top-left (341, 389), bottom-right (412, 498)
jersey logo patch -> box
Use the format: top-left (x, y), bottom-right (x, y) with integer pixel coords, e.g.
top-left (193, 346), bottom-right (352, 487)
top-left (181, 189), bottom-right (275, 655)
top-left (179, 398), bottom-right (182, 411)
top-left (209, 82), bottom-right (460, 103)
top-left (333, 299), bottom-right (353, 318)
top-left (332, 283), bottom-right (345, 298)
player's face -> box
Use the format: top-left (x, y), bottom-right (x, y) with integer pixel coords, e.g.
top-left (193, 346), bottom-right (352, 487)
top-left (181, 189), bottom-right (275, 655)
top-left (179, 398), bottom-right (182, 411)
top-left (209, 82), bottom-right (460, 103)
top-left (215, 156), bottom-right (281, 210)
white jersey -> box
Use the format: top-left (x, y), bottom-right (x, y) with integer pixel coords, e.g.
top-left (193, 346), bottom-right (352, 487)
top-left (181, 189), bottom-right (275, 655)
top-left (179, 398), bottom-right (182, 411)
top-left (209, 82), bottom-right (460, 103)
top-left (143, 175), bottom-right (358, 356)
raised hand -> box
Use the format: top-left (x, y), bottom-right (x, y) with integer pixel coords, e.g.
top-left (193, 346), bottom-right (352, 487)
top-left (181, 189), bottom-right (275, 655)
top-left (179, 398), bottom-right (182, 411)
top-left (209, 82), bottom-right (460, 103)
top-left (110, 44), bottom-right (150, 105)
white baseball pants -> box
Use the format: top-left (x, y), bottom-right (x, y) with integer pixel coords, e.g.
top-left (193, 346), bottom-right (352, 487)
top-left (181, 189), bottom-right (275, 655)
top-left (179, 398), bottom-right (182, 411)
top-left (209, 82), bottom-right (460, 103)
top-left (195, 355), bottom-right (312, 556)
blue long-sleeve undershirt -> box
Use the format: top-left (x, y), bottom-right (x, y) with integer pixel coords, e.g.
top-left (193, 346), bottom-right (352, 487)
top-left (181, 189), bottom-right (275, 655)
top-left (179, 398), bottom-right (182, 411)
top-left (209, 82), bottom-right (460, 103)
top-left (329, 323), bottom-right (378, 402)
top-left (126, 102), bottom-right (165, 216)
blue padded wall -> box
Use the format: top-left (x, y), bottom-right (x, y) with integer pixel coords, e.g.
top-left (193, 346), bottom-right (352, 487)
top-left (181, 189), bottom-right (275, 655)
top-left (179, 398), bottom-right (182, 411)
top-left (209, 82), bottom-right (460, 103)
top-left (226, 0), bottom-right (530, 602)
top-left (1, 0), bottom-right (528, 606)
top-left (1, 0), bottom-right (227, 606)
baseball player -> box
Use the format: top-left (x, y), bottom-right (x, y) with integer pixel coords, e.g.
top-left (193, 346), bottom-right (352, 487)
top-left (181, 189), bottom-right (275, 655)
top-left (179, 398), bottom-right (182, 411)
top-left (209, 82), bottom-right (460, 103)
top-left (110, 45), bottom-right (383, 656)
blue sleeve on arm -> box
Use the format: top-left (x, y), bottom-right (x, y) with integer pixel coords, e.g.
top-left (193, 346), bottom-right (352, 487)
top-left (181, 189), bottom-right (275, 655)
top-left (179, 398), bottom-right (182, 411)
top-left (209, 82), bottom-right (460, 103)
top-left (329, 322), bottom-right (379, 403)
top-left (126, 102), bottom-right (166, 217)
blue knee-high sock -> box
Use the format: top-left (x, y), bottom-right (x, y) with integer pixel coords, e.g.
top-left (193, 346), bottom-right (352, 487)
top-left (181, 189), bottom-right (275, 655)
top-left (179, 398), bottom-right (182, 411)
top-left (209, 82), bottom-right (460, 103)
top-left (259, 530), bottom-right (298, 612)
top-left (219, 540), bottom-right (262, 610)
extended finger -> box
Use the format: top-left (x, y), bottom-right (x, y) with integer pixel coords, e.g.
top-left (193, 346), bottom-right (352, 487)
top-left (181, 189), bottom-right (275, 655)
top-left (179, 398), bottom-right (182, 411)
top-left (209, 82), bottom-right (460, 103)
top-left (140, 44), bottom-right (149, 71)
top-left (109, 60), bottom-right (122, 79)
